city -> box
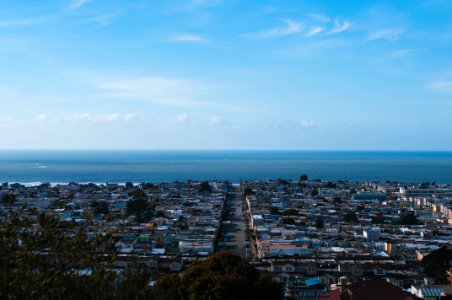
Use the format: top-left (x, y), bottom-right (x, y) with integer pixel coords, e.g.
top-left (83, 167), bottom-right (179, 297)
top-left (1, 178), bottom-right (452, 299)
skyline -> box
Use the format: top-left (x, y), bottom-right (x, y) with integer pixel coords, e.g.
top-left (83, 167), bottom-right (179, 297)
top-left (1, 0), bottom-right (452, 150)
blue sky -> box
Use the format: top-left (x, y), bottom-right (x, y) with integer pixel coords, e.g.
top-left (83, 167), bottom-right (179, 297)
top-left (1, 0), bottom-right (452, 150)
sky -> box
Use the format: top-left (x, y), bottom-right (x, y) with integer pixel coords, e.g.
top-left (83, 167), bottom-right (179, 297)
top-left (1, 0), bottom-right (452, 150)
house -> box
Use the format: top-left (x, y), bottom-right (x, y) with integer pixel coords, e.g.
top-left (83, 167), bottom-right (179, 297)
top-left (319, 279), bottom-right (421, 300)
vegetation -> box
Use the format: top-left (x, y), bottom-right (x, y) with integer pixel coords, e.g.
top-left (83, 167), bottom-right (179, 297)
top-left (372, 211), bottom-right (385, 224)
top-left (343, 211), bottom-right (358, 223)
top-left (154, 252), bottom-right (284, 300)
top-left (2, 193), bottom-right (16, 205)
top-left (394, 212), bottom-right (422, 225)
top-left (1, 214), bottom-right (283, 300)
top-left (0, 213), bottom-right (116, 300)
top-left (422, 247), bottom-right (452, 284)
top-left (282, 208), bottom-right (298, 216)
top-left (91, 200), bottom-right (109, 215)
top-left (311, 188), bottom-right (319, 197)
top-left (315, 216), bottom-right (324, 229)
top-left (198, 181), bottom-right (212, 193)
top-left (299, 174), bottom-right (308, 182)
top-left (126, 189), bottom-right (155, 223)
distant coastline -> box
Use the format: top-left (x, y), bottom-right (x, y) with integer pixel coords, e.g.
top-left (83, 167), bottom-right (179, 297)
top-left (0, 150), bottom-right (452, 184)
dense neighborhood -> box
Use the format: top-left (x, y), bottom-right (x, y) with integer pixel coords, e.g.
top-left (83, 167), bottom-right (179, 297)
top-left (1, 178), bottom-right (452, 299)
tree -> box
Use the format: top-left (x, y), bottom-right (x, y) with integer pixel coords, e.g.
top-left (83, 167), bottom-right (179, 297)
top-left (91, 200), bottom-right (109, 215)
top-left (0, 214), bottom-right (116, 300)
top-left (311, 188), bottom-right (319, 197)
top-left (125, 181), bottom-right (134, 189)
top-left (282, 208), bottom-right (298, 216)
top-left (126, 199), bottom-right (154, 223)
top-left (315, 216), bottom-right (324, 229)
top-left (372, 211), bottom-right (385, 224)
top-left (332, 196), bottom-right (342, 205)
top-left (198, 181), bottom-right (212, 193)
top-left (299, 174), bottom-right (308, 182)
top-left (243, 187), bottom-right (253, 196)
top-left (395, 212), bottom-right (421, 225)
top-left (128, 189), bottom-right (147, 201)
top-left (2, 193), bottom-right (16, 205)
top-left (422, 247), bottom-right (452, 284)
top-left (343, 211), bottom-right (358, 223)
top-left (153, 252), bottom-right (283, 300)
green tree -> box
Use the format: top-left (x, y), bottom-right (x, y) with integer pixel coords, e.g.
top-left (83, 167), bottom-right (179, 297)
top-left (343, 211), bottom-right (358, 223)
top-left (153, 252), bottom-right (283, 300)
top-left (311, 188), bottom-right (319, 197)
top-left (299, 174), bottom-right (308, 182)
top-left (395, 212), bottom-right (421, 225)
top-left (0, 214), bottom-right (116, 300)
top-left (282, 208), bottom-right (298, 216)
top-left (315, 216), bottom-right (324, 229)
top-left (91, 200), bottom-right (109, 215)
top-left (2, 193), bottom-right (16, 205)
top-left (198, 181), bottom-right (212, 193)
top-left (372, 211), bottom-right (385, 224)
top-left (422, 247), bottom-right (452, 284)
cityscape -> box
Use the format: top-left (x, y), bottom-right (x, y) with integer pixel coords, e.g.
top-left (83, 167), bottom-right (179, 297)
top-left (2, 177), bottom-right (452, 299)
top-left (2, 0), bottom-right (452, 299)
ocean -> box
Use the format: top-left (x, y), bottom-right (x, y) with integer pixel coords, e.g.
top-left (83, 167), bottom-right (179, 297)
top-left (0, 150), bottom-right (451, 184)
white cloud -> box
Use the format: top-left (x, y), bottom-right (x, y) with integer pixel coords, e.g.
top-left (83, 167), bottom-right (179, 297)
top-left (68, 0), bottom-right (90, 9)
top-left (367, 28), bottom-right (404, 41)
top-left (246, 19), bottom-right (303, 38)
top-left (299, 119), bottom-right (316, 128)
top-left (0, 17), bottom-right (49, 27)
top-left (0, 116), bottom-right (13, 124)
top-left (168, 34), bottom-right (208, 43)
top-left (208, 115), bottom-right (227, 126)
top-left (428, 81), bottom-right (452, 94)
top-left (306, 13), bottom-right (330, 23)
top-left (173, 114), bottom-right (190, 123)
top-left (190, 0), bottom-right (222, 6)
top-left (84, 12), bottom-right (121, 26)
top-left (328, 20), bottom-right (350, 35)
top-left (36, 114), bottom-right (49, 121)
top-left (77, 74), bottom-right (211, 107)
top-left (306, 26), bottom-right (324, 37)
top-left (64, 113), bottom-right (135, 124)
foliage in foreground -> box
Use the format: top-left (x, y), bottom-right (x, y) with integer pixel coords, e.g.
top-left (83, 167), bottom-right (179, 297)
top-left (422, 247), bottom-right (452, 284)
top-left (0, 213), bottom-right (283, 300)
top-left (154, 252), bottom-right (284, 300)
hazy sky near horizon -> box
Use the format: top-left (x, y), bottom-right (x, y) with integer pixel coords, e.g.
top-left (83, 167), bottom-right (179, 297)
top-left (1, 0), bottom-right (452, 150)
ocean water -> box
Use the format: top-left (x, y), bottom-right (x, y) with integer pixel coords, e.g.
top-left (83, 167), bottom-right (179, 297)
top-left (0, 150), bottom-right (451, 184)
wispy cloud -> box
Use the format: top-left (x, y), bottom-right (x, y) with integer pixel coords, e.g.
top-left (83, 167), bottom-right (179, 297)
top-left (328, 20), bottom-right (350, 35)
top-left (208, 115), bottom-right (228, 126)
top-left (172, 114), bottom-right (190, 124)
top-left (246, 19), bottom-right (303, 38)
top-left (36, 114), bottom-right (49, 121)
top-left (306, 26), bottom-right (324, 37)
top-left (64, 113), bottom-right (136, 124)
top-left (385, 48), bottom-right (426, 58)
top-left (306, 13), bottom-right (330, 23)
top-left (0, 17), bottom-right (50, 27)
top-left (367, 28), bottom-right (404, 41)
top-left (84, 12), bottom-right (122, 26)
top-left (299, 119), bottom-right (316, 128)
top-left (75, 73), bottom-right (212, 107)
top-left (68, 0), bottom-right (91, 10)
top-left (168, 34), bottom-right (208, 43)
top-left (190, 0), bottom-right (222, 6)
top-left (0, 116), bottom-right (14, 124)
top-left (428, 81), bottom-right (452, 94)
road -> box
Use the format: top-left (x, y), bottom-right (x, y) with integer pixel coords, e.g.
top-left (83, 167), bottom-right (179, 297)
top-left (216, 185), bottom-right (251, 259)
